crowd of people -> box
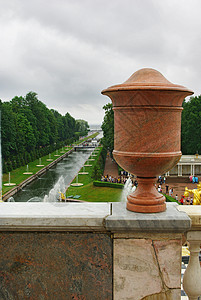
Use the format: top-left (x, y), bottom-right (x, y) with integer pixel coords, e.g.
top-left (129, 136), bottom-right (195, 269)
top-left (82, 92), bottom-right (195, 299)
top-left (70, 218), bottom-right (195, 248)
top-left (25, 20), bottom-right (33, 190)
top-left (157, 175), bottom-right (179, 200)
top-left (179, 195), bottom-right (193, 205)
top-left (157, 175), bottom-right (195, 205)
top-left (101, 173), bottom-right (138, 187)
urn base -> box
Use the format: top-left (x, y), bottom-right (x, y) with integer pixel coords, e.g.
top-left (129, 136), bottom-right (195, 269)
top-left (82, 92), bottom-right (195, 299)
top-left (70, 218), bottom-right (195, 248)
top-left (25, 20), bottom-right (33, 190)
top-left (127, 177), bottom-right (166, 213)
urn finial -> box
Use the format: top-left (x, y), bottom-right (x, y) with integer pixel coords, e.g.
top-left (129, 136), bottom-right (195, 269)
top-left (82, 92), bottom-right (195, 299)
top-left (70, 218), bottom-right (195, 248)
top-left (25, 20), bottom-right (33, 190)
top-left (102, 68), bottom-right (193, 213)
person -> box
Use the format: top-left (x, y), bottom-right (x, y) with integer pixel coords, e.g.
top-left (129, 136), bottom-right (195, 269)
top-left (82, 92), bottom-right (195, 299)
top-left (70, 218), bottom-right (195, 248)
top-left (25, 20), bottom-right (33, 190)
top-left (190, 197), bottom-right (193, 205)
top-left (165, 184), bottom-right (169, 194)
top-left (186, 197), bottom-right (190, 205)
top-left (170, 188), bottom-right (173, 197)
top-left (175, 194), bottom-right (178, 201)
top-left (180, 197), bottom-right (184, 205)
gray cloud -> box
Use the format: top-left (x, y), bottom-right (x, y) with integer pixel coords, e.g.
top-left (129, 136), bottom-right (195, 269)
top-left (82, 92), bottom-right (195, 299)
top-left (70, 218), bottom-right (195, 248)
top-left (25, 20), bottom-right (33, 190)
top-left (0, 0), bottom-right (200, 124)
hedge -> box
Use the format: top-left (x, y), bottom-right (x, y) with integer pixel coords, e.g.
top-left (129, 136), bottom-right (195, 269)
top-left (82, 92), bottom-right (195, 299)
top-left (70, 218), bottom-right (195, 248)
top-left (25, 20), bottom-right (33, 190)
top-left (93, 180), bottom-right (124, 189)
top-left (164, 194), bottom-right (181, 205)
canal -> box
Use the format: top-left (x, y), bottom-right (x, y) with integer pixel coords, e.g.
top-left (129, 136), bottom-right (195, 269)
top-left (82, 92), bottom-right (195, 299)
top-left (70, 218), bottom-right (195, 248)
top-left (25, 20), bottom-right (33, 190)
top-left (13, 148), bottom-right (94, 202)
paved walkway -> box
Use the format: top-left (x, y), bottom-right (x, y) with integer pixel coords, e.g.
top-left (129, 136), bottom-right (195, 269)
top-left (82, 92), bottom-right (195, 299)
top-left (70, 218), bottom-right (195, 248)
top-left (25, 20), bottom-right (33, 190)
top-left (160, 176), bottom-right (200, 201)
top-left (103, 155), bottom-right (119, 178)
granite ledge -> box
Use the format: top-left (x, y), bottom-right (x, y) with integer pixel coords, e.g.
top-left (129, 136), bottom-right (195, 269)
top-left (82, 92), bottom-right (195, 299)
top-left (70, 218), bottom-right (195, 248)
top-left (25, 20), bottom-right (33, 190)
top-left (105, 202), bottom-right (191, 233)
top-left (0, 202), bottom-right (111, 231)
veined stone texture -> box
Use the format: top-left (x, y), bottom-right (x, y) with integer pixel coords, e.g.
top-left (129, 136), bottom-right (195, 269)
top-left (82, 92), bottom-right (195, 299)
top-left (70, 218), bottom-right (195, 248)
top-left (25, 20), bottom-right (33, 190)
top-left (142, 289), bottom-right (181, 300)
top-left (114, 238), bottom-right (162, 300)
top-left (114, 238), bottom-right (181, 300)
top-left (153, 240), bottom-right (182, 289)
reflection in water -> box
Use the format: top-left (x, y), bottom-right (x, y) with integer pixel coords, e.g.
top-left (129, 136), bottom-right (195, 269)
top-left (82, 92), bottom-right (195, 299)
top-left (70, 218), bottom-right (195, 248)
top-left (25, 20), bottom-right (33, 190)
top-left (14, 149), bottom-right (94, 202)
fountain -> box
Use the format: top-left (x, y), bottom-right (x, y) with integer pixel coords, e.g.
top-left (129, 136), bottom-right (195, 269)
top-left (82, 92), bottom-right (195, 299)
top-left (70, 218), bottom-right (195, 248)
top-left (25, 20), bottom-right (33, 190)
top-left (36, 158), bottom-right (44, 167)
top-left (88, 157), bottom-right (95, 161)
top-left (47, 153), bottom-right (53, 161)
top-left (79, 165), bottom-right (89, 175)
top-left (7, 197), bottom-right (15, 202)
top-left (54, 150), bottom-right (60, 157)
top-left (121, 177), bottom-right (136, 202)
top-left (23, 164), bottom-right (33, 175)
top-left (27, 197), bottom-right (41, 202)
top-left (60, 147), bottom-right (65, 153)
top-left (71, 174), bottom-right (83, 187)
top-left (43, 176), bottom-right (66, 202)
top-left (84, 160), bottom-right (92, 167)
top-left (4, 172), bottom-right (16, 186)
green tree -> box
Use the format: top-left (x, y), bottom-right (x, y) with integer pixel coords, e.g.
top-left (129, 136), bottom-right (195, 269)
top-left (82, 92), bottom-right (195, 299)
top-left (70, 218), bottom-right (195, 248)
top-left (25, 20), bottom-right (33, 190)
top-left (181, 96), bottom-right (201, 154)
top-left (1, 91), bottom-right (87, 173)
top-left (1, 101), bottom-right (17, 160)
top-left (15, 113), bottom-right (36, 153)
top-left (101, 103), bottom-right (114, 154)
top-left (75, 119), bottom-right (89, 136)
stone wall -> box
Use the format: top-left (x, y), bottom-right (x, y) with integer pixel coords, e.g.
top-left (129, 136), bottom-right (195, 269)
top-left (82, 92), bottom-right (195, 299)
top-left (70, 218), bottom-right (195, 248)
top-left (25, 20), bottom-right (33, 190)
top-left (0, 202), bottom-right (191, 300)
top-left (0, 232), bottom-right (112, 300)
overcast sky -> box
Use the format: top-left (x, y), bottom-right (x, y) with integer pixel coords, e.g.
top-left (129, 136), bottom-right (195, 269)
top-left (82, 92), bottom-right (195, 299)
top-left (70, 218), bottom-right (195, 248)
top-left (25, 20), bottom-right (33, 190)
top-left (0, 0), bottom-right (200, 125)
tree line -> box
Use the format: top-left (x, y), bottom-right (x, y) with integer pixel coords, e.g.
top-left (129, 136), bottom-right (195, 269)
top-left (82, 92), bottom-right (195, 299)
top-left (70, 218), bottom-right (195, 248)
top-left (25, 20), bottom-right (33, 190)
top-left (102, 96), bottom-right (201, 156)
top-left (1, 91), bottom-right (89, 173)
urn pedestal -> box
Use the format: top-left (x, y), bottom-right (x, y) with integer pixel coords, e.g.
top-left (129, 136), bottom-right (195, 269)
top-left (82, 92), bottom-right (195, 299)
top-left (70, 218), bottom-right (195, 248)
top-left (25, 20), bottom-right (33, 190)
top-left (102, 68), bottom-right (193, 213)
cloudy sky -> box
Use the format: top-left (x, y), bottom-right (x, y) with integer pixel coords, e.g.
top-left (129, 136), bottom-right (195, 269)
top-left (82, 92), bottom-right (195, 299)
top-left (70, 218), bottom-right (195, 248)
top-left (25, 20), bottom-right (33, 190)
top-left (0, 0), bottom-right (200, 125)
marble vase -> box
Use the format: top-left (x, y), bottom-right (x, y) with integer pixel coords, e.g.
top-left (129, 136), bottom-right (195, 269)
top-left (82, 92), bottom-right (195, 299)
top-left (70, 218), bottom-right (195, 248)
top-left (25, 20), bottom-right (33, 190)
top-left (102, 68), bottom-right (193, 213)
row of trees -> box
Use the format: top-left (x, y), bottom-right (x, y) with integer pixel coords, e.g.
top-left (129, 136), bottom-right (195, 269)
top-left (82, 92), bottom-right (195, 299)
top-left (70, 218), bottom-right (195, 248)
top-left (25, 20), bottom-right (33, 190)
top-left (181, 96), bottom-right (201, 154)
top-left (1, 92), bottom-right (89, 173)
top-left (102, 96), bottom-right (201, 155)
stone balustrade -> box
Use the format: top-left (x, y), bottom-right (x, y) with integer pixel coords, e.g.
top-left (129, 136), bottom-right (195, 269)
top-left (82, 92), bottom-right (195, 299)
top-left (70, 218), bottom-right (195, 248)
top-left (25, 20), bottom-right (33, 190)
top-left (178, 206), bottom-right (201, 300)
top-left (0, 202), bottom-right (200, 299)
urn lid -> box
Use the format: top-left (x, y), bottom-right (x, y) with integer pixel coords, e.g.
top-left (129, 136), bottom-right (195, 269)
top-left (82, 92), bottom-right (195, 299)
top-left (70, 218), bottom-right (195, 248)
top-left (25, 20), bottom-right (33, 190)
top-left (101, 68), bottom-right (193, 95)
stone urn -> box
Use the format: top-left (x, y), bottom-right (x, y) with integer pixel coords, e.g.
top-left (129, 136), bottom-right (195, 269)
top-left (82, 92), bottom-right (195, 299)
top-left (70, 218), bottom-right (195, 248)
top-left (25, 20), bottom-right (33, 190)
top-left (101, 68), bottom-right (193, 213)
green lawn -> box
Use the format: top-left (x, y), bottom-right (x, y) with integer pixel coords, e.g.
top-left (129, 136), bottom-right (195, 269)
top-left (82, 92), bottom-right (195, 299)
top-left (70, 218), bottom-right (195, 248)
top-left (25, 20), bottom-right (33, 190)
top-left (67, 182), bottom-right (122, 202)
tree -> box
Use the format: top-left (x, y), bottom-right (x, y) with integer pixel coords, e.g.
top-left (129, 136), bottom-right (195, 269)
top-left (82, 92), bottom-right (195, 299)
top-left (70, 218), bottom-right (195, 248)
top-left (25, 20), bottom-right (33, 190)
top-left (75, 119), bottom-right (89, 136)
top-left (1, 91), bottom-right (87, 173)
top-left (1, 101), bottom-right (17, 160)
top-left (15, 113), bottom-right (36, 153)
top-left (101, 103), bottom-right (114, 154)
top-left (181, 96), bottom-right (201, 154)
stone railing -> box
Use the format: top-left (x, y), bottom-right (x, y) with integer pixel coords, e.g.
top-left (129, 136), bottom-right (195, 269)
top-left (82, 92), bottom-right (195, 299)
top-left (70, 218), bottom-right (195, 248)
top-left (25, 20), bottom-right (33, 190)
top-left (178, 206), bottom-right (201, 300)
top-left (0, 202), bottom-right (200, 299)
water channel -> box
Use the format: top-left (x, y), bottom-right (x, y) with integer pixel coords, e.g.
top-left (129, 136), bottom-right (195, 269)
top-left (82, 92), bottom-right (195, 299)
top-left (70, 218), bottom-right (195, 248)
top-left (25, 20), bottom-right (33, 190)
top-left (13, 148), bottom-right (94, 202)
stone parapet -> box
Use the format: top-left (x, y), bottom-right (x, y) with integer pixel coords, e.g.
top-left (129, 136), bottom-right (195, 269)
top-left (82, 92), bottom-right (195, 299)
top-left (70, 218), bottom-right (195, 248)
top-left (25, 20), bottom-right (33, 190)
top-left (106, 202), bottom-right (191, 233)
top-left (0, 202), bottom-right (192, 299)
top-left (105, 203), bottom-right (191, 300)
top-left (0, 202), bottom-right (111, 231)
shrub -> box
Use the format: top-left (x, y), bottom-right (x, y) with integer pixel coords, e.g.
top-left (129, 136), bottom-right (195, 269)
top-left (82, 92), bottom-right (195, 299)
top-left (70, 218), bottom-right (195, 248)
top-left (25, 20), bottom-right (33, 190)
top-left (164, 194), bottom-right (181, 205)
top-left (93, 180), bottom-right (124, 189)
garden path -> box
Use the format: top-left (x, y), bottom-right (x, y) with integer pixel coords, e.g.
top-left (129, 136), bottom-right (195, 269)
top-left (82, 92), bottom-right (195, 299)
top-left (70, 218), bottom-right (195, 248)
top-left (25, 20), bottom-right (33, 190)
top-left (103, 154), bottom-right (119, 178)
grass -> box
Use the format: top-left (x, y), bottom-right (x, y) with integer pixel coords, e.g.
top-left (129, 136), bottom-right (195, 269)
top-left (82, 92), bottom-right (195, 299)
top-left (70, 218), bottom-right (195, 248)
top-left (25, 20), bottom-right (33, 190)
top-left (67, 182), bottom-right (122, 202)
top-left (2, 132), bottom-right (99, 196)
top-left (66, 146), bottom-right (122, 202)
